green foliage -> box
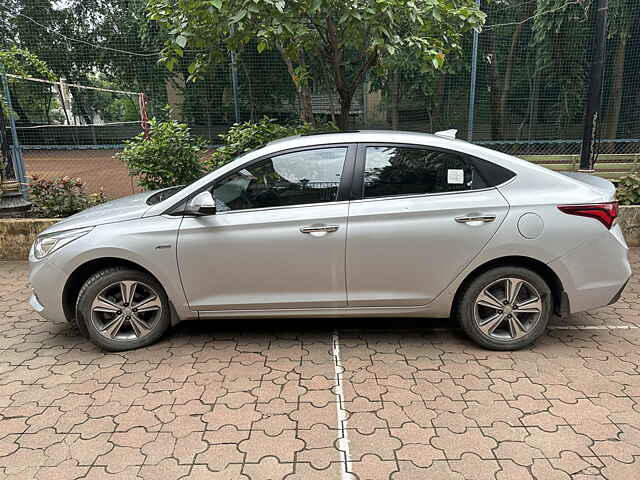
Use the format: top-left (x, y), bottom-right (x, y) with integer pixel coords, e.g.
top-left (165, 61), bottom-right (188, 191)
top-left (0, 47), bottom-right (55, 121)
top-left (148, 0), bottom-right (484, 129)
top-left (29, 175), bottom-right (107, 218)
top-left (531, 0), bottom-right (592, 132)
top-left (208, 117), bottom-right (337, 170)
top-left (149, 0), bottom-right (484, 79)
top-left (118, 118), bottom-right (207, 190)
top-left (4, 0), bottom-right (170, 124)
top-left (617, 172), bottom-right (640, 206)
top-left (0, 47), bottom-right (55, 179)
top-left (0, 46), bottom-right (55, 79)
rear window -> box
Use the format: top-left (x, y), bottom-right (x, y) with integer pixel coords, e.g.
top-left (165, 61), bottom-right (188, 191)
top-left (362, 146), bottom-right (490, 199)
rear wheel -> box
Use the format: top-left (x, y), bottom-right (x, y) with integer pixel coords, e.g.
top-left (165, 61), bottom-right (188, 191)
top-left (76, 267), bottom-right (170, 351)
top-left (456, 266), bottom-right (552, 350)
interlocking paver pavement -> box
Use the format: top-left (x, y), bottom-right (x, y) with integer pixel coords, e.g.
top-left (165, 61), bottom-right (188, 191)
top-left (1, 248), bottom-right (639, 479)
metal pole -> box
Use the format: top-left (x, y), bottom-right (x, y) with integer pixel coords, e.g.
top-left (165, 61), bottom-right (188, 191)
top-left (579, 0), bottom-right (608, 172)
top-left (1, 73), bottom-right (28, 198)
top-left (230, 51), bottom-right (240, 123)
top-left (467, 0), bottom-right (481, 142)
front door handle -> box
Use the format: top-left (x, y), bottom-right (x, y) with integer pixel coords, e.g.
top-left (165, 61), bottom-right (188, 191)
top-left (300, 224), bottom-right (340, 235)
top-left (455, 214), bottom-right (497, 224)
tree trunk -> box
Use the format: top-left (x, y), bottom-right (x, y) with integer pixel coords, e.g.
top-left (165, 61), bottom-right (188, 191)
top-left (323, 17), bottom-right (378, 131)
top-left (277, 46), bottom-right (315, 126)
top-left (8, 86), bottom-right (32, 125)
top-left (486, 29), bottom-right (503, 140)
top-left (433, 73), bottom-right (447, 128)
top-left (337, 89), bottom-right (354, 131)
top-left (499, 23), bottom-right (524, 139)
top-left (299, 86), bottom-right (314, 125)
top-left (499, 2), bottom-right (535, 139)
top-left (604, 26), bottom-right (629, 139)
top-left (390, 70), bottom-right (400, 130)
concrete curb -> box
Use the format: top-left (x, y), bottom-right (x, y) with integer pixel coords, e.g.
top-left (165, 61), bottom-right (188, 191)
top-left (1, 218), bottom-right (58, 261)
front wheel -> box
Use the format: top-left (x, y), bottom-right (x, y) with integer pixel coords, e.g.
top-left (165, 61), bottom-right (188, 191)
top-left (456, 266), bottom-right (552, 350)
top-left (76, 267), bottom-right (171, 351)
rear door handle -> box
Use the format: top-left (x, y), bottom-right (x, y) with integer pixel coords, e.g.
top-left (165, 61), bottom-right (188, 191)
top-left (300, 224), bottom-right (340, 234)
top-left (455, 214), bottom-right (497, 224)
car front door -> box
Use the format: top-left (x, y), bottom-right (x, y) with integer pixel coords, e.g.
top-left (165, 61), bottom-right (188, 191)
top-left (177, 145), bottom-right (355, 312)
top-left (346, 144), bottom-right (510, 307)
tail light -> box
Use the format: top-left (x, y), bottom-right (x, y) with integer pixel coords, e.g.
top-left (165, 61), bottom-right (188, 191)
top-left (558, 202), bottom-right (618, 229)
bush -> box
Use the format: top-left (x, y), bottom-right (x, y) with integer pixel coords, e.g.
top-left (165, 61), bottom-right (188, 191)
top-left (29, 176), bottom-right (107, 218)
top-left (208, 117), bottom-right (337, 170)
top-left (617, 171), bottom-right (640, 206)
top-left (118, 118), bottom-right (207, 190)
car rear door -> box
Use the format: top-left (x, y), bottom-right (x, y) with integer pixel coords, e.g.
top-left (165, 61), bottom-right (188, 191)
top-left (345, 143), bottom-right (510, 307)
top-left (177, 144), bottom-right (356, 311)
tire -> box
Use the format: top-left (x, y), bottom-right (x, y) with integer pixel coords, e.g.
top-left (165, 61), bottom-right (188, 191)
top-left (455, 266), bottom-right (552, 350)
top-left (75, 267), bottom-right (171, 351)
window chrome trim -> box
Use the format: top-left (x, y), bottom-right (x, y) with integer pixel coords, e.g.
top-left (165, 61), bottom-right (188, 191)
top-left (348, 186), bottom-right (499, 204)
top-left (212, 200), bottom-right (351, 216)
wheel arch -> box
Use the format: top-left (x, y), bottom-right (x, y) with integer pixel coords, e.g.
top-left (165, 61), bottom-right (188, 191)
top-left (451, 255), bottom-right (568, 318)
top-left (62, 257), bottom-right (159, 324)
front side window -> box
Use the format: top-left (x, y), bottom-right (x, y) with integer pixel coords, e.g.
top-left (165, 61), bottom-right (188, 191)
top-left (211, 147), bottom-right (347, 212)
top-left (362, 146), bottom-right (486, 199)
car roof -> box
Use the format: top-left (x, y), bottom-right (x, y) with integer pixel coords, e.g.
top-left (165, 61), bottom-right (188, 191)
top-left (266, 130), bottom-right (460, 150)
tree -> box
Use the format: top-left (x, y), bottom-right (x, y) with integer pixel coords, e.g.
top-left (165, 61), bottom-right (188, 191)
top-left (605, 0), bottom-right (636, 139)
top-left (530, 0), bottom-right (593, 139)
top-left (5, 0), bottom-right (171, 120)
top-left (147, 0), bottom-right (485, 130)
top-left (483, 0), bottom-right (535, 140)
top-left (0, 47), bottom-right (54, 182)
top-left (0, 46), bottom-right (55, 125)
top-left (0, 46), bottom-right (54, 79)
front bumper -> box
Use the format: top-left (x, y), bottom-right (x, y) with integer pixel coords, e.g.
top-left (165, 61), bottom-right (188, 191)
top-left (28, 251), bottom-right (68, 323)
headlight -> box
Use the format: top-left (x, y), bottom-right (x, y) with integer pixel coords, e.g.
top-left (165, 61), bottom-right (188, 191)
top-left (33, 226), bottom-right (94, 259)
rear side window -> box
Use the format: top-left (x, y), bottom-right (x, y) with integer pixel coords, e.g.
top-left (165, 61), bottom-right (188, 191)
top-left (362, 146), bottom-right (488, 199)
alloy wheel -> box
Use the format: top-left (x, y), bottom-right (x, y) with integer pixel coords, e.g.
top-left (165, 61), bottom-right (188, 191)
top-left (473, 277), bottom-right (543, 341)
top-left (90, 280), bottom-right (162, 342)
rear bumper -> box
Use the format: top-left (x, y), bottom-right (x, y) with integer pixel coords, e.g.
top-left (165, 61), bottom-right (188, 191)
top-left (548, 225), bottom-right (631, 314)
top-left (607, 278), bottom-right (630, 306)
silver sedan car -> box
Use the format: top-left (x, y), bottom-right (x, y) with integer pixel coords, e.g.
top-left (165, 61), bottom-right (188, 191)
top-left (29, 130), bottom-right (631, 351)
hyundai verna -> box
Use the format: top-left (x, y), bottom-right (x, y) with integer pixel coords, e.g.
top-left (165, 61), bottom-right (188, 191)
top-left (28, 130), bottom-right (631, 351)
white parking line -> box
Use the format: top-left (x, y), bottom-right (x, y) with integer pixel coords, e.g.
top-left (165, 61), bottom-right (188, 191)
top-left (340, 324), bottom-right (640, 332)
top-left (332, 331), bottom-right (352, 480)
top-left (548, 324), bottom-right (640, 330)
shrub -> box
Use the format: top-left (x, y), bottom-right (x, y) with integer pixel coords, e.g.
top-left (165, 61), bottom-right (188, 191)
top-left (617, 171), bottom-right (640, 206)
top-left (29, 175), bottom-right (107, 218)
top-left (118, 118), bottom-right (207, 190)
top-left (208, 117), bottom-right (337, 170)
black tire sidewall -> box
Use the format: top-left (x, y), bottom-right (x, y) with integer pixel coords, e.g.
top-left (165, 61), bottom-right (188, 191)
top-left (76, 268), bottom-right (171, 351)
top-left (457, 266), bottom-right (552, 351)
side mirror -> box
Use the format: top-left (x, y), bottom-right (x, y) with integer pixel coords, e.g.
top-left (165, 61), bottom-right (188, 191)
top-left (185, 191), bottom-right (216, 216)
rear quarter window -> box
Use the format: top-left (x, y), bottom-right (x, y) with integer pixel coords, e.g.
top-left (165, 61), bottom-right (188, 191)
top-left (471, 156), bottom-right (516, 187)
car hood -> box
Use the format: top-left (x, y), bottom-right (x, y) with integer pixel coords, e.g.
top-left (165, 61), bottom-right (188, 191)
top-left (43, 190), bottom-right (156, 235)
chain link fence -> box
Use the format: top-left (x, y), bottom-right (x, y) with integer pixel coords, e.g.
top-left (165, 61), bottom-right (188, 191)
top-left (2, 1), bottom-right (640, 198)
